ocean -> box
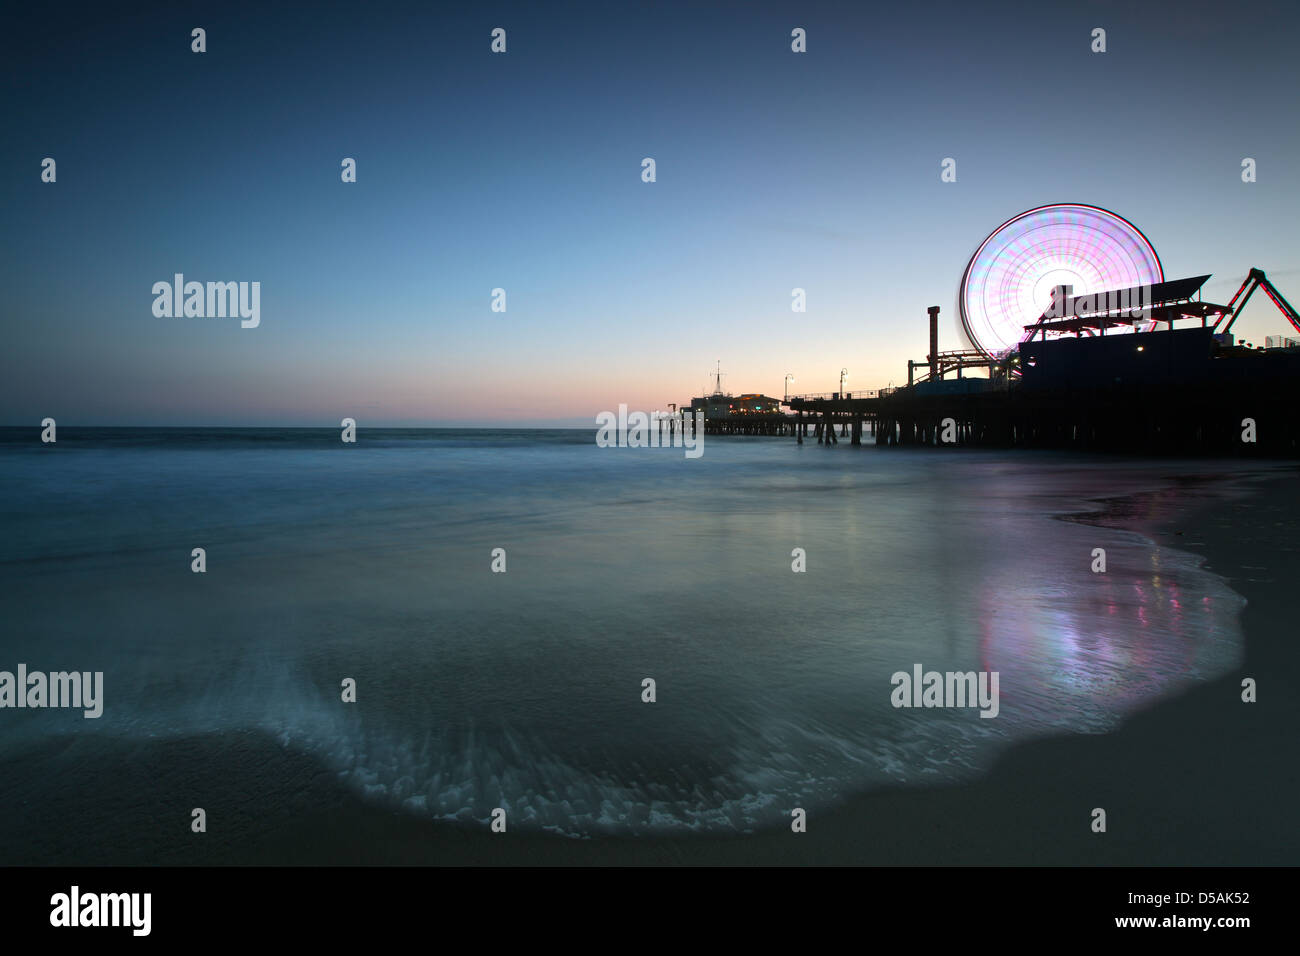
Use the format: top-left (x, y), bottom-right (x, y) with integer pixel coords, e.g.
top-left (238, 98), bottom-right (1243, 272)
top-left (0, 427), bottom-right (1248, 839)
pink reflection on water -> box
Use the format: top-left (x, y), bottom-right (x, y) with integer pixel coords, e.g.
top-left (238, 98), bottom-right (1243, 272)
top-left (977, 545), bottom-right (1225, 724)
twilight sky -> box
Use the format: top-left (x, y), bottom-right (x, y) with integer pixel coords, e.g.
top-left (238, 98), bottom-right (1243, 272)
top-left (3, 0), bottom-right (1298, 425)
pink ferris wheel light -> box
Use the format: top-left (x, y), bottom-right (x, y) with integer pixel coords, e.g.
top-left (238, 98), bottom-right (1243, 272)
top-left (959, 204), bottom-right (1163, 356)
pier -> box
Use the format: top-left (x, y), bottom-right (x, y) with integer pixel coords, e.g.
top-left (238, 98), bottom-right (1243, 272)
top-left (681, 269), bottom-right (1300, 456)
top-left (787, 377), bottom-right (1300, 454)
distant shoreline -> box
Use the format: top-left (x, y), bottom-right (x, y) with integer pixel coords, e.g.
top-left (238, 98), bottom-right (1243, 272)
top-left (0, 424), bottom-right (599, 433)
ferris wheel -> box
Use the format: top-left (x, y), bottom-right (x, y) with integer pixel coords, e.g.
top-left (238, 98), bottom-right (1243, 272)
top-left (958, 203), bottom-right (1164, 357)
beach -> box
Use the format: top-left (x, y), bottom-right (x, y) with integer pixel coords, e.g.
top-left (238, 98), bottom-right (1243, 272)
top-left (0, 431), bottom-right (1295, 865)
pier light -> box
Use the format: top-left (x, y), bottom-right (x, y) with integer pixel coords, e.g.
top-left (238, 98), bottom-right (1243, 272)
top-left (785, 373), bottom-right (795, 400)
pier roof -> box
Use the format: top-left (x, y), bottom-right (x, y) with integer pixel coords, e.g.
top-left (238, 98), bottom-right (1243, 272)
top-left (1025, 300), bottom-right (1231, 335)
top-left (1064, 275), bottom-right (1211, 318)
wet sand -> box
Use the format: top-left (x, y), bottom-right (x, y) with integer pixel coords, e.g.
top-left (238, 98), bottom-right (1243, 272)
top-left (3, 466), bottom-right (1297, 866)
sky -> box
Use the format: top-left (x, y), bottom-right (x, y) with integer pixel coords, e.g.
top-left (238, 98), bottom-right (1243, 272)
top-left (3, 0), bottom-right (1299, 426)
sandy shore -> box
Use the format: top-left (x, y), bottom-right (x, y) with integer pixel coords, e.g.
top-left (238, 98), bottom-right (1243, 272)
top-left (3, 465), bottom-right (1297, 866)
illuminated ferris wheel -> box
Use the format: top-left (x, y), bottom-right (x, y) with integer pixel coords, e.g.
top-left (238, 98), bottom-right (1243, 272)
top-left (958, 203), bottom-right (1164, 357)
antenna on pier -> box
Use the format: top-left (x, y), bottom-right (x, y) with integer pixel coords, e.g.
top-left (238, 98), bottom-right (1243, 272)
top-left (711, 360), bottom-right (726, 397)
